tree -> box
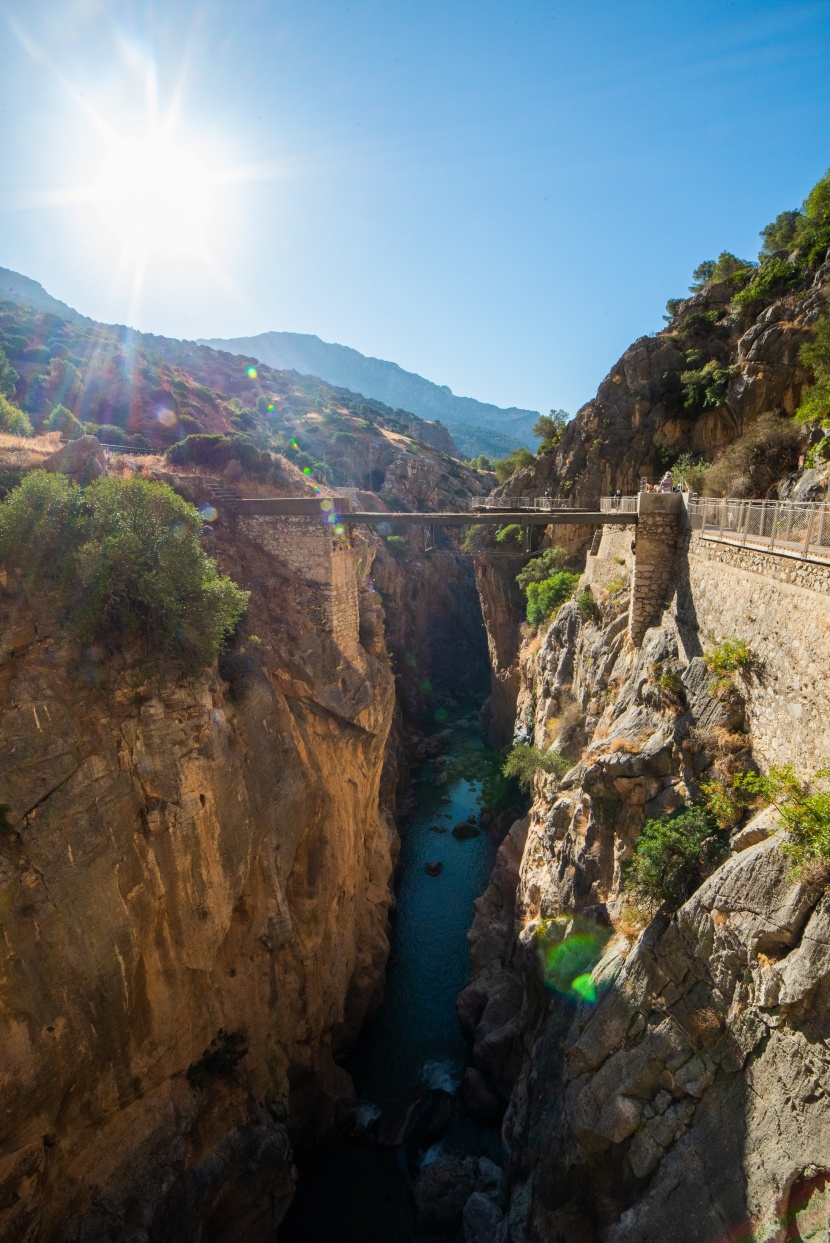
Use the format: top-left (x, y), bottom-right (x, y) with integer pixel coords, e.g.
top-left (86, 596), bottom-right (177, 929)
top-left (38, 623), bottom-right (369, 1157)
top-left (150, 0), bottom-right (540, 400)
top-left (492, 446), bottom-right (535, 483)
top-left (0, 473), bottom-right (248, 668)
top-left (760, 209), bottom-right (801, 255)
top-left (45, 404), bottom-right (83, 438)
top-left (0, 346), bottom-right (19, 400)
top-left (533, 409), bottom-right (569, 452)
top-left (689, 252), bottom-right (753, 291)
top-left (0, 394), bottom-right (32, 436)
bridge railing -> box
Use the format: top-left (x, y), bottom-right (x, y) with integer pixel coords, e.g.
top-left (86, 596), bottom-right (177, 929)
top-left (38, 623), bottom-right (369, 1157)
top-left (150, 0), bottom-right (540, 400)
top-left (479, 495), bottom-right (593, 511)
top-left (599, 496), bottom-right (639, 513)
top-left (689, 496), bottom-right (830, 562)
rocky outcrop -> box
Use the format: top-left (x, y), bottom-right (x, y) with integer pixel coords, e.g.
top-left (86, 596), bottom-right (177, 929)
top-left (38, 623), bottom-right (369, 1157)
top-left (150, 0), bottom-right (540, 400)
top-left (474, 557), bottom-right (526, 747)
top-left (501, 831), bottom-right (830, 1243)
top-left (0, 514), bottom-right (398, 1240)
top-left (498, 254), bottom-right (830, 506)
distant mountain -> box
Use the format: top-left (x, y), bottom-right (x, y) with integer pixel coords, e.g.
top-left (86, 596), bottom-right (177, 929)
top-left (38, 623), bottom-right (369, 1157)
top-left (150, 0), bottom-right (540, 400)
top-left (199, 330), bottom-right (540, 459)
top-left (0, 268), bottom-right (88, 323)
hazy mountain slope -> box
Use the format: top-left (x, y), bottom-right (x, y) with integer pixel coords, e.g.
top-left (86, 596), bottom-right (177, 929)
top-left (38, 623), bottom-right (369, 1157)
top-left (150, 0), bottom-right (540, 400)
top-left (0, 266), bottom-right (88, 323)
top-left (199, 329), bottom-right (540, 458)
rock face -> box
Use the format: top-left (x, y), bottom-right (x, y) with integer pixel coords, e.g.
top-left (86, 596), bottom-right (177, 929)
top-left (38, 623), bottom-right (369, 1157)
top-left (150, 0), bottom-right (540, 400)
top-left (465, 555), bottom-right (830, 1241)
top-left (497, 254), bottom-right (830, 507)
top-left (502, 833), bottom-right (830, 1243)
top-left (0, 515), bottom-right (398, 1240)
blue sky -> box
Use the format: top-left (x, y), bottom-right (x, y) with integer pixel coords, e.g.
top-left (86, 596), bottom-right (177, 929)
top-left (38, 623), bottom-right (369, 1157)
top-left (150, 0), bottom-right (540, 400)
top-left (2, 0), bottom-right (830, 418)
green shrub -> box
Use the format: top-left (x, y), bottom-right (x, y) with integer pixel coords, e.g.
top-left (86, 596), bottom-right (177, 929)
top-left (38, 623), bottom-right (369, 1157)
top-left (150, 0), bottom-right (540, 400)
top-left (734, 256), bottom-right (804, 313)
top-left (670, 452), bottom-right (707, 493)
top-left (0, 394), bottom-right (32, 435)
top-left (384, 534), bottom-right (408, 559)
top-left (0, 472), bottom-right (248, 668)
top-left (492, 446), bottom-right (535, 483)
top-left (575, 587), bottom-right (597, 621)
top-left (760, 209), bottom-right (801, 256)
top-left (704, 638), bottom-right (752, 675)
top-left (0, 344), bottom-right (19, 399)
top-left (625, 806), bottom-right (728, 911)
top-left (525, 570), bottom-right (579, 626)
top-left (515, 546), bottom-right (568, 592)
top-left (796, 306), bottom-right (830, 429)
top-left (732, 766), bottom-right (830, 871)
top-left (664, 297), bottom-right (685, 322)
top-left (45, 404), bottom-right (83, 438)
top-left (656, 666), bottom-right (684, 697)
top-left (503, 742), bottom-right (569, 791)
top-left (495, 523), bottom-right (523, 544)
top-left (675, 310), bottom-right (720, 338)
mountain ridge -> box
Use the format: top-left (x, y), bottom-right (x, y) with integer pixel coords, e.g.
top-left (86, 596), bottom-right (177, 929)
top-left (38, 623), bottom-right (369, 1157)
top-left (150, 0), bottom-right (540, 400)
top-left (199, 328), bottom-right (540, 459)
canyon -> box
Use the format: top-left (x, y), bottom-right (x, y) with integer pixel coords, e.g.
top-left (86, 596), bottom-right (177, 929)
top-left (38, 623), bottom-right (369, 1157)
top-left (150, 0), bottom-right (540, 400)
top-left (2, 231), bottom-right (830, 1243)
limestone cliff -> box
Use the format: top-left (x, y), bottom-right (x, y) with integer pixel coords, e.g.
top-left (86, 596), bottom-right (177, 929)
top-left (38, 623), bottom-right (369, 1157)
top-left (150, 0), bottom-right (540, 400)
top-left (464, 527), bottom-right (830, 1241)
top-left (498, 253), bottom-right (830, 506)
top-left (0, 510), bottom-right (397, 1240)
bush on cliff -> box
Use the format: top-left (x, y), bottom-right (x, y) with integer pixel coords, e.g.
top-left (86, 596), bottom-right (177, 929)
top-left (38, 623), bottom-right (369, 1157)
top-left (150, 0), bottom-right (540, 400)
top-left (0, 472), bottom-right (248, 667)
top-left (524, 571), bottom-right (579, 626)
top-left (503, 742), bottom-right (569, 791)
top-left (625, 806), bottom-right (728, 912)
top-left (797, 305), bottom-right (830, 431)
top-left (492, 446), bottom-right (535, 483)
top-left (703, 412), bottom-right (802, 498)
top-left (732, 766), bottom-right (830, 873)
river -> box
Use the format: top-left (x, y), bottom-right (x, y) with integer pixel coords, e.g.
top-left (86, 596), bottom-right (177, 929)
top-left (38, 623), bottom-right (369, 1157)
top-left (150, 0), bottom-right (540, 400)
top-left (280, 704), bottom-right (507, 1242)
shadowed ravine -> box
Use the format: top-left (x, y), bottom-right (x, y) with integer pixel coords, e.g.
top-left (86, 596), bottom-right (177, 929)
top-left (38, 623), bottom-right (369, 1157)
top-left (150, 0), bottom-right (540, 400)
top-left (280, 707), bottom-right (504, 1242)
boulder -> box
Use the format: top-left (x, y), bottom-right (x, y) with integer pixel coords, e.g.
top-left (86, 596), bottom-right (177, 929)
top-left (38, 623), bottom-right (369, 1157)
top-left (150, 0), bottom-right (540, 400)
top-left (425, 861), bottom-right (443, 876)
top-left (453, 822), bottom-right (481, 840)
top-left (42, 435), bottom-right (107, 485)
top-left (460, 1067), bottom-right (502, 1124)
top-left (377, 1086), bottom-right (453, 1149)
top-left (413, 1156), bottom-right (477, 1240)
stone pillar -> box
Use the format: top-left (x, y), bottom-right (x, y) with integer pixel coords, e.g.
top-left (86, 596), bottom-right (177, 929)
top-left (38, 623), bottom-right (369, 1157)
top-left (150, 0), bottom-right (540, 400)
top-left (239, 515), bottom-right (361, 659)
top-left (628, 493), bottom-right (683, 644)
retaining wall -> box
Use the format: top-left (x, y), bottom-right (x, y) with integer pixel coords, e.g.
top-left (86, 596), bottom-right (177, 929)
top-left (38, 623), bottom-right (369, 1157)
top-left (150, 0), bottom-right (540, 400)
top-left (675, 534), bottom-right (830, 773)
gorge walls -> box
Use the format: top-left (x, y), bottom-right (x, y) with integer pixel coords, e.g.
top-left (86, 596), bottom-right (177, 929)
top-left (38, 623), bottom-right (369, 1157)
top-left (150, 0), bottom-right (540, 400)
top-left (0, 513), bottom-right (398, 1241)
top-left (465, 512), bottom-right (830, 1243)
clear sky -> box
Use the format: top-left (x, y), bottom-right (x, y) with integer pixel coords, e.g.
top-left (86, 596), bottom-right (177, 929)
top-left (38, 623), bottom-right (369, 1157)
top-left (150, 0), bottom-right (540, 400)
top-left (2, 0), bottom-right (830, 417)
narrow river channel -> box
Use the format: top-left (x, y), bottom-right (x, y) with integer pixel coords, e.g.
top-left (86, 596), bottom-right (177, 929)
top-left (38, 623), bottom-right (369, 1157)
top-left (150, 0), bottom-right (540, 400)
top-left (280, 704), bottom-right (508, 1242)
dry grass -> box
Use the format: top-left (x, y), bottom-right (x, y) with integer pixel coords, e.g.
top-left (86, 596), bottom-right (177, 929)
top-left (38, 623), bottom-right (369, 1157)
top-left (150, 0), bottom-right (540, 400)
top-left (0, 430), bottom-right (61, 471)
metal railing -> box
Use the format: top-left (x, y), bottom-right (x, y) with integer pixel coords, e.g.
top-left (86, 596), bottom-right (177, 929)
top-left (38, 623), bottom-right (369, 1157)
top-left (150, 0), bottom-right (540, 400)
top-left (689, 497), bottom-right (830, 563)
top-left (600, 496), bottom-right (639, 513)
top-left (479, 495), bottom-right (592, 511)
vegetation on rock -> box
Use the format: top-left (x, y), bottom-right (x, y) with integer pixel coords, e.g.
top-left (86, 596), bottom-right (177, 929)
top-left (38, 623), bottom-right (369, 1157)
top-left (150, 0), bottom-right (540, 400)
top-left (0, 472), bottom-right (248, 667)
top-left (503, 742), bottom-right (569, 791)
top-left (625, 806), bottom-right (728, 912)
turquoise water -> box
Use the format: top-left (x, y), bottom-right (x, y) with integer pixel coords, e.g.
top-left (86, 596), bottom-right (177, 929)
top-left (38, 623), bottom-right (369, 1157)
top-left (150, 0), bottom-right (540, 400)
top-left (347, 711), bottom-right (501, 1115)
top-left (280, 711), bottom-right (504, 1242)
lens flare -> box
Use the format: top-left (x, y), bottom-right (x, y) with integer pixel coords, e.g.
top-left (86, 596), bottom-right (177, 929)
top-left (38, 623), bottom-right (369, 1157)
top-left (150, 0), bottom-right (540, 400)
top-left (198, 504), bottom-right (218, 522)
top-left (246, 365), bottom-right (257, 379)
top-left (155, 406), bottom-right (177, 426)
top-left (537, 916), bottom-right (611, 1004)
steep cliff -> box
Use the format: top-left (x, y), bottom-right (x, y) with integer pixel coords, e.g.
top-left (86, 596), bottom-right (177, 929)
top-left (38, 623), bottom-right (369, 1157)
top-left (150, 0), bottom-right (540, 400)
top-left (498, 253), bottom-right (830, 507)
top-left (464, 530), bottom-right (830, 1241)
top-left (0, 505), bottom-right (398, 1240)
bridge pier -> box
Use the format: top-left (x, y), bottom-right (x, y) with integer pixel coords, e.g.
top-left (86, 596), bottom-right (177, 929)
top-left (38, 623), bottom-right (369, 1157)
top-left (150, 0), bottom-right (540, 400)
top-left (628, 493), bottom-right (684, 644)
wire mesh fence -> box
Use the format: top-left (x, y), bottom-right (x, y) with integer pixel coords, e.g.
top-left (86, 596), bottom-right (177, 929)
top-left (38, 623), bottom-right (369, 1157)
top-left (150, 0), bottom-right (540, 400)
top-left (688, 497), bottom-right (830, 562)
top-left (599, 496), bottom-right (639, 513)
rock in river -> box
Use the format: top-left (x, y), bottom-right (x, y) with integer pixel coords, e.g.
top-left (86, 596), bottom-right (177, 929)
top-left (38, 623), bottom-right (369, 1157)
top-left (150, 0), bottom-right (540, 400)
top-left (424, 861), bottom-right (443, 876)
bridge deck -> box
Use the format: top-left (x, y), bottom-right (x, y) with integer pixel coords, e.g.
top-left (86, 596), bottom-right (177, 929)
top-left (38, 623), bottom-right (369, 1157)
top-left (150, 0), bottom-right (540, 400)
top-left (235, 499), bottom-right (635, 526)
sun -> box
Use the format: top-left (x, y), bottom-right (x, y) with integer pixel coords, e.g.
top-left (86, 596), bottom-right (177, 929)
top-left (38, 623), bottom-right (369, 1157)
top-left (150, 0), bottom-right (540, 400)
top-left (90, 128), bottom-right (218, 260)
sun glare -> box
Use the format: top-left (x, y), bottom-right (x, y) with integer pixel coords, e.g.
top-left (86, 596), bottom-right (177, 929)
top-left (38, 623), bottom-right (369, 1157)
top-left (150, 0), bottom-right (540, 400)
top-left (90, 130), bottom-right (217, 259)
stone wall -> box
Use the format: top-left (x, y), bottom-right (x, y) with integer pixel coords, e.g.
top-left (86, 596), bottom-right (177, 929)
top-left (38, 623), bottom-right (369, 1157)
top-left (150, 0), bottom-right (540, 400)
top-left (240, 515), bottom-right (361, 659)
top-left (628, 493), bottom-right (682, 643)
top-left (673, 532), bottom-right (830, 773)
top-left (582, 521), bottom-right (636, 592)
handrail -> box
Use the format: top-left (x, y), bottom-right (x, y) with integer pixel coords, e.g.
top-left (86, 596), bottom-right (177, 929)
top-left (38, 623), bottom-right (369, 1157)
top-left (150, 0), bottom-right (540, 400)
top-left (479, 496), bottom-right (592, 511)
top-left (688, 496), bottom-right (830, 563)
top-left (599, 496), bottom-right (639, 513)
